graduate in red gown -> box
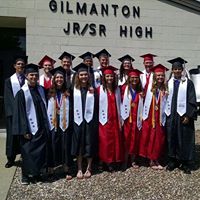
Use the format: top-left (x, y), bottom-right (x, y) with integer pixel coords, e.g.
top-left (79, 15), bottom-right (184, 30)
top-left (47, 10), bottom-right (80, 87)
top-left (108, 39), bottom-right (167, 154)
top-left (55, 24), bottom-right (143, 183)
top-left (139, 64), bottom-right (168, 169)
top-left (38, 55), bottom-right (56, 89)
top-left (118, 55), bottom-right (135, 86)
top-left (121, 69), bottom-right (143, 170)
top-left (98, 66), bottom-right (124, 171)
top-left (140, 53), bottom-right (157, 95)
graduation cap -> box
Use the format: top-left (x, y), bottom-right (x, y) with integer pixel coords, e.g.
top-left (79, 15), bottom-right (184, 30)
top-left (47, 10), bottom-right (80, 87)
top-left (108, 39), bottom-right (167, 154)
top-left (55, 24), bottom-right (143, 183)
top-left (140, 53), bottom-right (157, 62)
top-left (14, 54), bottom-right (28, 64)
top-left (49, 66), bottom-right (66, 76)
top-left (100, 65), bottom-right (118, 74)
top-left (167, 57), bottom-right (187, 68)
top-left (128, 69), bottom-right (143, 77)
top-left (58, 51), bottom-right (75, 61)
top-left (94, 49), bottom-right (111, 59)
top-left (24, 63), bottom-right (39, 74)
top-left (118, 54), bottom-right (135, 63)
top-left (73, 63), bottom-right (90, 73)
top-left (38, 55), bottom-right (56, 67)
top-left (79, 52), bottom-right (94, 60)
top-left (151, 64), bottom-right (169, 73)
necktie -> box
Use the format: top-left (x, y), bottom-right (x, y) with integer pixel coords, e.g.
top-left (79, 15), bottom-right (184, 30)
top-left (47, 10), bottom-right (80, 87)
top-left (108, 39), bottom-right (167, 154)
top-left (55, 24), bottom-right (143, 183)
top-left (174, 79), bottom-right (180, 88)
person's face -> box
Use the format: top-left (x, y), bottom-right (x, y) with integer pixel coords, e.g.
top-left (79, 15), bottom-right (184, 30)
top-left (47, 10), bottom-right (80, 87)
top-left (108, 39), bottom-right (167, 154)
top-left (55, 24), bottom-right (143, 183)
top-left (84, 59), bottom-right (93, 67)
top-left (78, 71), bottom-right (89, 85)
top-left (26, 72), bottom-right (39, 86)
top-left (43, 61), bottom-right (53, 74)
top-left (144, 60), bottom-right (154, 73)
top-left (54, 73), bottom-right (64, 88)
top-left (172, 67), bottom-right (183, 79)
top-left (105, 73), bottom-right (114, 85)
top-left (14, 60), bottom-right (25, 74)
top-left (99, 56), bottom-right (109, 68)
top-left (123, 60), bottom-right (132, 70)
top-left (155, 72), bottom-right (165, 84)
top-left (61, 57), bottom-right (71, 71)
top-left (129, 75), bottom-right (140, 86)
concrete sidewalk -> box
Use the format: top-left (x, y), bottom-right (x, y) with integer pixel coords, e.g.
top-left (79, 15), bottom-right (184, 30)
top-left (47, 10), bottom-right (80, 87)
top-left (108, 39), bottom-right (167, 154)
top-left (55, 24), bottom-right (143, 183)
top-left (0, 131), bottom-right (17, 200)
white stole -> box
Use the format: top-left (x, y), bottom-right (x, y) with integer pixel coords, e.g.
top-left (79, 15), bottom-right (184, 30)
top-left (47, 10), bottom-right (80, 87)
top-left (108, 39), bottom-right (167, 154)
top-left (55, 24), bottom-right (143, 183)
top-left (118, 75), bottom-right (127, 86)
top-left (94, 69), bottom-right (102, 88)
top-left (165, 78), bottom-right (187, 116)
top-left (39, 74), bottom-right (44, 86)
top-left (73, 87), bottom-right (94, 126)
top-left (99, 86), bottom-right (121, 126)
top-left (22, 83), bottom-right (47, 135)
top-left (140, 70), bottom-right (151, 89)
top-left (10, 73), bottom-right (21, 97)
top-left (142, 74), bottom-right (153, 120)
top-left (121, 86), bottom-right (143, 130)
top-left (47, 95), bottom-right (69, 131)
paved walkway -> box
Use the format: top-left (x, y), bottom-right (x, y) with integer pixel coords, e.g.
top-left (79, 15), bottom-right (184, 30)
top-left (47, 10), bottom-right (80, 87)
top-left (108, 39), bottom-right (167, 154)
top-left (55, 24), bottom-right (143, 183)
top-left (0, 130), bottom-right (17, 200)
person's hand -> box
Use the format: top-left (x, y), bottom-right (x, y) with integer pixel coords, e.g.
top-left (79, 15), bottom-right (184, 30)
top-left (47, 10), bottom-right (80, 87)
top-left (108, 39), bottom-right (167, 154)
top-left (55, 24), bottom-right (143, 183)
top-left (182, 116), bottom-right (189, 124)
top-left (24, 133), bottom-right (32, 140)
top-left (89, 87), bottom-right (94, 94)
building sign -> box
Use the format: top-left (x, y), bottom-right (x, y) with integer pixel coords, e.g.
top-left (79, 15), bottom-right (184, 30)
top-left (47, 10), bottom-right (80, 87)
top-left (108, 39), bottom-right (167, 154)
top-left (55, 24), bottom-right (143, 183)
top-left (49, 1), bottom-right (153, 39)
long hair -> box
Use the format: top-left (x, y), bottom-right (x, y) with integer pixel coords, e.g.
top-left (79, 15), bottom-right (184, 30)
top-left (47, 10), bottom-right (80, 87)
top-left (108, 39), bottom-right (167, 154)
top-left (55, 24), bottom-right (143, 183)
top-left (126, 76), bottom-right (143, 96)
top-left (74, 72), bottom-right (91, 90)
top-left (151, 73), bottom-right (168, 95)
top-left (102, 73), bottom-right (118, 92)
top-left (48, 73), bottom-right (68, 99)
top-left (119, 63), bottom-right (132, 82)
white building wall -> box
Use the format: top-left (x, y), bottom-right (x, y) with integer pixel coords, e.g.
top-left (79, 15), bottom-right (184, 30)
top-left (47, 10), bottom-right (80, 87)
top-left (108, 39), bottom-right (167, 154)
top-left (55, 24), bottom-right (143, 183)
top-left (0, 0), bottom-right (200, 70)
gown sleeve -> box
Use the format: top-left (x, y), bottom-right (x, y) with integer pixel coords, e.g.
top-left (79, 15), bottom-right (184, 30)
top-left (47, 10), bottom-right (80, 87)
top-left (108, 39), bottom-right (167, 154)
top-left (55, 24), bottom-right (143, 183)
top-left (12, 90), bottom-right (30, 135)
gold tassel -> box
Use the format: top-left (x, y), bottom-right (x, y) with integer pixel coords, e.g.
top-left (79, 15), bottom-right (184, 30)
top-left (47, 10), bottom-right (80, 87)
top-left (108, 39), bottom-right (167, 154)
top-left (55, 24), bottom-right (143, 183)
top-left (159, 92), bottom-right (162, 126)
top-left (53, 98), bottom-right (57, 129)
top-left (152, 95), bottom-right (155, 128)
top-left (129, 100), bottom-right (132, 123)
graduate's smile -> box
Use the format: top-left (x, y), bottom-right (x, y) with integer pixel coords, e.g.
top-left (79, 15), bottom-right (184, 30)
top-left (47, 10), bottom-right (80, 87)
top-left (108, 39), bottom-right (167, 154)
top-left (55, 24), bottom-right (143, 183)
top-left (55, 74), bottom-right (64, 87)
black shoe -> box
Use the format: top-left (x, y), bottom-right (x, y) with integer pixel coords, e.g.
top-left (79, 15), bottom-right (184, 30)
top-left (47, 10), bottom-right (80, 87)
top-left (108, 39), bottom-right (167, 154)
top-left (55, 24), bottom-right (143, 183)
top-left (180, 165), bottom-right (191, 174)
top-left (21, 176), bottom-right (30, 185)
top-left (166, 161), bottom-right (179, 171)
top-left (5, 161), bottom-right (14, 168)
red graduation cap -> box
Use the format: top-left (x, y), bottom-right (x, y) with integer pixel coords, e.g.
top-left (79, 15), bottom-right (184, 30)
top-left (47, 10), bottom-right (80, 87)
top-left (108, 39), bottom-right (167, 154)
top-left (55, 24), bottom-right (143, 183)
top-left (128, 69), bottom-right (143, 77)
top-left (100, 65), bottom-right (118, 74)
top-left (151, 64), bottom-right (169, 73)
top-left (140, 53), bottom-right (157, 62)
top-left (38, 55), bottom-right (56, 67)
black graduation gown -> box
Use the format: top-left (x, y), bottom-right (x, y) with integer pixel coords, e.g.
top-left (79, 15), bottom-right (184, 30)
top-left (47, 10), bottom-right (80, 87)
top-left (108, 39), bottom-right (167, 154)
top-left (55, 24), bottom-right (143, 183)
top-left (48, 91), bottom-right (73, 168)
top-left (166, 79), bottom-right (197, 161)
top-left (71, 87), bottom-right (98, 157)
top-left (4, 77), bottom-right (21, 159)
top-left (12, 86), bottom-right (49, 176)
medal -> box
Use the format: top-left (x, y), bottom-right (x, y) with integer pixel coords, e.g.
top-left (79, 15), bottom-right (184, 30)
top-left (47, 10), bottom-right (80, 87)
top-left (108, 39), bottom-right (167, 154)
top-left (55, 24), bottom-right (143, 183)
top-left (131, 102), bottom-right (135, 107)
top-left (155, 105), bottom-right (158, 111)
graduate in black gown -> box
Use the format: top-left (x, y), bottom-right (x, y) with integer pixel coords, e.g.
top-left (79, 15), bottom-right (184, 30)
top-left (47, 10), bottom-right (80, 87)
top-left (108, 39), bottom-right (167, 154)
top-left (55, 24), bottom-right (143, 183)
top-left (47, 66), bottom-right (73, 180)
top-left (4, 55), bottom-right (27, 168)
top-left (58, 51), bottom-right (75, 90)
top-left (12, 64), bottom-right (49, 184)
top-left (165, 57), bottom-right (197, 174)
top-left (71, 63), bottom-right (98, 179)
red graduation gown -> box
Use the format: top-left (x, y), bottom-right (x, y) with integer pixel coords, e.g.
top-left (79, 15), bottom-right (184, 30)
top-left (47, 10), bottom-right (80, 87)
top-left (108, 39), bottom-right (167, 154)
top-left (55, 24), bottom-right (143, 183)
top-left (121, 85), bottom-right (141, 156)
top-left (98, 87), bottom-right (124, 164)
top-left (139, 93), bottom-right (166, 160)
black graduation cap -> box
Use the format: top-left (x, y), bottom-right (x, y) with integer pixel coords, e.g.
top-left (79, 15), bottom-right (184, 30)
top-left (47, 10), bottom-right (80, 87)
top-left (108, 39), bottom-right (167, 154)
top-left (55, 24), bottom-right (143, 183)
top-left (24, 63), bottom-right (39, 74)
top-left (118, 54), bottom-right (135, 63)
top-left (49, 66), bottom-right (66, 76)
top-left (94, 49), bottom-right (111, 59)
top-left (58, 51), bottom-right (75, 61)
top-left (14, 54), bottom-right (28, 64)
top-left (73, 63), bottom-right (89, 73)
top-left (79, 52), bottom-right (94, 60)
top-left (167, 57), bottom-right (187, 68)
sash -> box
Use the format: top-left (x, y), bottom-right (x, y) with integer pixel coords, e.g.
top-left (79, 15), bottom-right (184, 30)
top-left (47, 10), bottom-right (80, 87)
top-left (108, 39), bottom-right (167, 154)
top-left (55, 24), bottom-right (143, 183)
top-left (118, 75), bottom-right (127, 86)
top-left (47, 94), bottom-right (69, 131)
top-left (94, 69), bottom-right (102, 88)
top-left (39, 74), bottom-right (44, 87)
top-left (140, 70), bottom-right (151, 88)
top-left (165, 78), bottom-right (187, 116)
top-left (73, 87), bottom-right (94, 126)
top-left (22, 83), bottom-right (47, 135)
top-left (99, 86), bottom-right (121, 126)
top-left (121, 86), bottom-right (143, 130)
top-left (142, 74), bottom-right (153, 120)
top-left (10, 73), bottom-right (21, 97)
